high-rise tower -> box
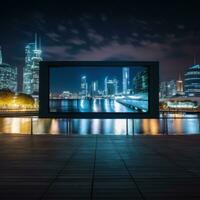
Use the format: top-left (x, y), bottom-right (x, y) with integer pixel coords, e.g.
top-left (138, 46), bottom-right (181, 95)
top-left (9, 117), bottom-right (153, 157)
top-left (23, 34), bottom-right (42, 96)
top-left (81, 76), bottom-right (88, 97)
top-left (122, 67), bottom-right (130, 94)
top-left (0, 46), bottom-right (2, 64)
top-left (176, 74), bottom-right (184, 95)
top-left (0, 47), bottom-right (17, 92)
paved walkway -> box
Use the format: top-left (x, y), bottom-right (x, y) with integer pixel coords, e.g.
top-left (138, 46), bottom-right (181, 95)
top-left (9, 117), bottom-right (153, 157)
top-left (0, 134), bottom-right (200, 199)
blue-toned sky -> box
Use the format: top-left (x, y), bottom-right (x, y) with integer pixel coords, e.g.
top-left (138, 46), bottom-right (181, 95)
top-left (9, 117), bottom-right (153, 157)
top-left (0, 0), bottom-right (200, 90)
top-left (50, 66), bottom-right (145, 93)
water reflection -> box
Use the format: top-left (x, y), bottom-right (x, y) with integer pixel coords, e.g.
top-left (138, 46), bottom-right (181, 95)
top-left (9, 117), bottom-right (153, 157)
top-left (140, 119), bottom-right (160, 135)
top-left (0, 118), bottom-right (30, 134)
top-left (50, 99), bottom-right (139, 113)
top-left (0, 114), bottom-right (199, 135)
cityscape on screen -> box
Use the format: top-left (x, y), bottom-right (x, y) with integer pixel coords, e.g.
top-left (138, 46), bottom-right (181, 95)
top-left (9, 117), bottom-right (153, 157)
top-left (49, 66), bottom-right (148, 113)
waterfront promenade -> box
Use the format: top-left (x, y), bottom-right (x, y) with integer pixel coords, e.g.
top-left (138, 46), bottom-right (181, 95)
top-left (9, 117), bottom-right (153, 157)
top-left (1, 134), bottom-right (200, 199)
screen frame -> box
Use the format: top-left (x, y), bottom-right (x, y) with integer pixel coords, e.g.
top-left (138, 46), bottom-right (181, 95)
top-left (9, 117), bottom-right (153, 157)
top-left (39, 61), bottom-right (159, 119)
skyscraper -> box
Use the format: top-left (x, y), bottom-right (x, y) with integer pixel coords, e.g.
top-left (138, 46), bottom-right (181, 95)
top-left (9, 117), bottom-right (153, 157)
top-left (23, 34), bottom-right (42, 95)
top-left (160, 80), bottom-right (177, 98)
top-left (176, 74), bottom-right (184, 95)
top-left (122, 67), bottom-right (129, 94)
top-left (91, 80), bottom-right (98, 96)
top-left (133, 70), bottom-right (148, 94)
top-left (0, 47), bottom-right (17, 92)
top-left (160, 81), bottom-right (168, 98)
top-left (104, 76), bottom-right (108, 95)
top-left (0, 46), bottom-right (2, 64)
top-left (81, 76), bottom-right (88, 96)
top-left (105, 77), bottom-right (118, 96)
top-left (184, 64), bottom-right (200, 97)
top-left (167, 80), bottom-right (177, 97)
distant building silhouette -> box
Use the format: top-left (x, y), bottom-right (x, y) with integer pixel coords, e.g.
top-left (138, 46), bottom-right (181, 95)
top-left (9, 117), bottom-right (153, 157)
top-left (23, 34), bottom-right (42, 96)
top-left (0, 47), bottom-right (17, 92)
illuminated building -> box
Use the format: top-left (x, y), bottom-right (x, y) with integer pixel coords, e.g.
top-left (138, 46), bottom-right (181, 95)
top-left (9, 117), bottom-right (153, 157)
top-left (167, 80), bottom-right (177, 97)
top-left (160, 80), bottom-right (177, 98)
top-left (61, 91), bottom-right (72, 99)
top-left (0, 47), bottom-right (17, 92)
top-left (184, 64), bottom-right (200, 97)
top-left (160, 74), bottom-right (184, 98)
top-left (104, 76), bottom-right (108, 95)
top-left (122, 67), bottom-right (129, 94)
top-left (0, 46), bottom-right (2, 64)
top-left (23, 34), bottom-right (42, 95)
top-left (105, 77), bottom-right (118, 96)
top-left (176, 74), bottom-right (184, 95)
top-left (166, 100), bottom-right (198, 109)
top-left (160, 81), bottom-right (168, 98)
top-left (81, 76), bottom-right (88, 96)
top-left (91, 81), bottom-right (98, 96)
top-left (133, 70), bottom-right (148, 94)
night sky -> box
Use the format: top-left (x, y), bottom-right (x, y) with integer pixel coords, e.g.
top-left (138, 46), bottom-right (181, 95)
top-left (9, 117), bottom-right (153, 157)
top-left (0, 0), bottom-right (200, 90)
top-left (50, 66), bottom-right (145, 93)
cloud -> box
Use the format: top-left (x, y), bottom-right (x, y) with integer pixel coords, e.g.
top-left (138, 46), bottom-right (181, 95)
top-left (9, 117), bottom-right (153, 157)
top-left (71, 41), bottom-right (167, 61)
top-left (71, 29), bottom-right (79, 34)
top-left (58, 25), bottom-right (67, 32)
top-left (177, 24), bottom-right (185, 30)
top-left (46, 32), bottom-right (60, 42)
top-left (100, 14), bottom-right (107, 21)
top-left (132, 32), bottom-right (139, 37)
top-left (68, 38), bottom-right (86, 45)
top-left (44, 45), bottom-right (71, 60)
top-left (87, 29), bottom-right (104, 43)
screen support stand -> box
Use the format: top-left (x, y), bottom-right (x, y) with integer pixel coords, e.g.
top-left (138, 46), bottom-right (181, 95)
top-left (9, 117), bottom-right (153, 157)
top-left (65, 119), bottom-right (68, 136)
top-left (132, 119), bottom-right (135, 136)
top-left (126, 119), bottom-right (128, 136)
top-left (66, 119), bottom-right (69, 135)
top-left (68, 119), bottom-right (72, 135)
top-left (30, 117), bottom-right (33, 135)
top-left (198, 113), bottom-right (200, 133)
top-left (163, 113), bottom-right (168, 135)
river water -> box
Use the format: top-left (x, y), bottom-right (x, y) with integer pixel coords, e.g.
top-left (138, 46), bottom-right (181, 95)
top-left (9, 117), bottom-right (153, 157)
top-left (0, 113), bottom-right (199, 135)
top-left (50, 98), bottom-right (148, 112)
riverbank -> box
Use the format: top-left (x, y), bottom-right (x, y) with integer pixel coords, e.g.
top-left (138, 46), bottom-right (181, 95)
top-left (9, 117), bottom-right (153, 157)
top-left (1, 134), bottom-right (200, 199)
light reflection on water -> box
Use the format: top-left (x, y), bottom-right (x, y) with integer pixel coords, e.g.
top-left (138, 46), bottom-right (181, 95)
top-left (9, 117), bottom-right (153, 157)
top-left (0, 114), bottom-right (199, 135)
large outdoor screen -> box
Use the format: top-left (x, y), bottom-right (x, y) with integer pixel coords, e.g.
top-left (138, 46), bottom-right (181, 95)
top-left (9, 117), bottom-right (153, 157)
top-left (39, 61), bottom-right (159, 118)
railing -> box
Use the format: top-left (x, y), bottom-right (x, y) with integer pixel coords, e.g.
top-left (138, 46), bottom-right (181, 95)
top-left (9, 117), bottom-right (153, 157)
top-left (0, 113), bottom-right (199, 135)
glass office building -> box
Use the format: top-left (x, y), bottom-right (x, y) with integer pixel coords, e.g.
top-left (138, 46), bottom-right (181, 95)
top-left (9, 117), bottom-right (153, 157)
top-left (133, 70), bottom-right (148, 94)
top-left (0, 47), bottom-right (17, 92)
top-left (23, 35), bottom-right (42, 95)
top-left (184, 64), bottom-right (200, 97)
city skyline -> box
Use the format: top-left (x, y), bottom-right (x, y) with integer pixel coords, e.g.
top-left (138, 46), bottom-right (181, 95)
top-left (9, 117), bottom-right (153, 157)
top-left (0, 1), bottom-right (200, 84)
top-left (50, 66), bottom-right (146, 95)
top-left (49, 66), bottom-right (149, 113)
